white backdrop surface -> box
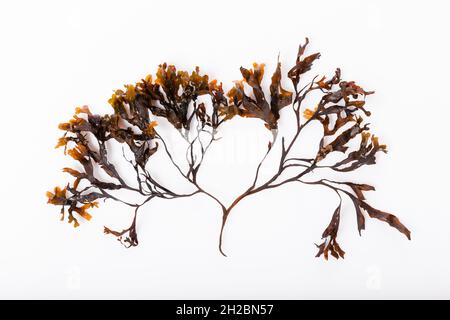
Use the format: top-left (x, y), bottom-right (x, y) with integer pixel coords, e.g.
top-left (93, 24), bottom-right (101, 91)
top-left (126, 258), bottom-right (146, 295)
top-left (0, 0), bottom-right (449, 299)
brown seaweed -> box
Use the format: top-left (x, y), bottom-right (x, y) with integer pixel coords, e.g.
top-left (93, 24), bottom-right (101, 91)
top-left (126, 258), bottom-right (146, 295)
top-left (47, 38), bottom-right (410, 259)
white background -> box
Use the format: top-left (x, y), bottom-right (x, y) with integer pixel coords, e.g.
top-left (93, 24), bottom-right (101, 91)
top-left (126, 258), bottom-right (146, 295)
top-left (0, 0), bottom-right (449, 299)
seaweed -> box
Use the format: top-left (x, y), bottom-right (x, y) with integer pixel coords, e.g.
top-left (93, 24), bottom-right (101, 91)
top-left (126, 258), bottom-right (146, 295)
top-left (47, 39), bottom-right (410, 259)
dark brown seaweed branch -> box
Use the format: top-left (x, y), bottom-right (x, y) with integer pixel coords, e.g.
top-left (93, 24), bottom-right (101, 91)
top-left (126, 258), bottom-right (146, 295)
top-left (47, 38), bottom-right (410, 260)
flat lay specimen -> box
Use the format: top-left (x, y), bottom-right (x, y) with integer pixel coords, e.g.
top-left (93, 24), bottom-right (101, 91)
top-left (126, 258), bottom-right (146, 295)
top-left (47, 39), bottom-right (410, 260)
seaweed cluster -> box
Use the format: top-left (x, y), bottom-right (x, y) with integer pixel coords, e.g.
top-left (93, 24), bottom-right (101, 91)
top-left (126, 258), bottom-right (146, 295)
top-left (47, 39), bottom-right (410, 259)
